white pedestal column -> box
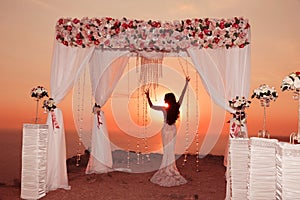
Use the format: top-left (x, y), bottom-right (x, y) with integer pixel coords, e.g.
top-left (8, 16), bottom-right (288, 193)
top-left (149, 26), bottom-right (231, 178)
top-left (21, 124), bottom-right (48, 200)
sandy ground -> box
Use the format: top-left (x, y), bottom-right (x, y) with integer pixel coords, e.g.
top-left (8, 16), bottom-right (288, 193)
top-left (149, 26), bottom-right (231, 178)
top-left (0, 153), bottom-right (226, 200)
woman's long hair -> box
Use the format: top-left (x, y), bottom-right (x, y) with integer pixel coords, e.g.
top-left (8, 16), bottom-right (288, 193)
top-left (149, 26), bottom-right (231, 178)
top-left (164, 93), bottom-right (180, 125)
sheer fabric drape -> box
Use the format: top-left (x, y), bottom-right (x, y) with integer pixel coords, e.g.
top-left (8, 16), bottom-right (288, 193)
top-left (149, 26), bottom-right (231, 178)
top-left (49, 42), bottom-right (250, 184)
top-left (187, 46), bottom-right (251, 157)
top-left (47, 42), bottom-right (95, 191)
top-left (86, 49), bottom-right (130, 173)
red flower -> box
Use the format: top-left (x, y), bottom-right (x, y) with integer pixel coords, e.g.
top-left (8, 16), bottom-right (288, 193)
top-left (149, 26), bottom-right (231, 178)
top-left (56, 34), bottom-right (61, 40)
top-left (66, 25), bottom-right (72, 31)
top-left (72, 18), bottom-right (80, 24)
top-left (296, 72), bottom-right (300, 76)
top-left (115, 27), bottom-right (120, 34)
top-left (76, 33), bottom-right (82, 39)
top-left (205, 20), bottom-right (211, 26)
top-left (198, 32), bottom-right (204, 39)
top-left (122, 23), bottom-right (128, 29)
top-left (213, 37), bottom-right (220, 44)
top-left (85, 24), bottom-right (90, 29)
top-left (239, 43), bottom-right (245, 48)
top-left (88, 35), bottom-right (93, 41)
top-left (203, 29), bottom-right (211, 35)
top-left (151, 21), bottom-right (161, 28)
top-left (76, 39), bottom-right (83, 45)
top-left (219, 21), bottom-right (225, 29)
top-left (62, 41), bottom-right (68, 46)
top-left (95, 19), bottom-right (102, 25)
top-left (128, 21), bottom-right (134, 28)
top-left (106, 17), bottom-right (112, 21)
top-left (245, 23), bottom-right (250, 29)
top-left (94, 40), bottom-right (100, 45)
top-left (186, 19), bottom-right (192, 25)
top-left (232, 23), bottom-right (239, 29)
top-left (58, 18), bottom-right (64, 25)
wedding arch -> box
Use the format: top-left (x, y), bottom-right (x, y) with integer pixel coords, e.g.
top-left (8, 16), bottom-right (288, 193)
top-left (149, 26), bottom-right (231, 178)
top-left (46, 16), bottom-right (251, 190)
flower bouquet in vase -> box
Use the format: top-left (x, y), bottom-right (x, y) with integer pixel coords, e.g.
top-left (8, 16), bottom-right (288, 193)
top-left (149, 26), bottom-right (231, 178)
top-left (30, 86), bottom-right (48, 123)
top-left (281, 71), bottom-right (300, 143)
top-left (229, 96), bottom-right (251, 138)
top-left (251, 84), bottom-right (278, 138)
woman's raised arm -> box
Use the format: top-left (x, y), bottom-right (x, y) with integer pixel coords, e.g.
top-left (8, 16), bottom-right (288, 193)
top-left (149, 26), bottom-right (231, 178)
top-left (145, 89), bottom-right (153, 107)
top-left (178, 76), bottom-right (190, 106)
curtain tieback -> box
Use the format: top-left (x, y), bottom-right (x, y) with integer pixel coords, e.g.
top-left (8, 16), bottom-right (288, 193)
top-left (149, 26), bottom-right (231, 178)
top-left (230, 121), bottom-right (240, 138)
top-left (97, 111), bottom-right (103, 128)
top-left (51, 111), bottom-right (60, 129)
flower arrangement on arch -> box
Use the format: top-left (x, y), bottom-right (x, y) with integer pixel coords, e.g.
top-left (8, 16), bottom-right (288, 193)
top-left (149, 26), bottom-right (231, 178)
top-left (30, 86), bottom-right (48, 100)
top-left (281, 71), bottom-right (300, 92)
top-left (251, 84), bottom-right (278, 107)
top-left (55, 17), bottom-right (250, 51)
top-left (43, 98), bottom-right (57, 112)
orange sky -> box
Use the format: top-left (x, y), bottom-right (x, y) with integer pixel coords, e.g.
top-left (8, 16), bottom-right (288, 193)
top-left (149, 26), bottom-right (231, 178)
top-left (0, 0), bottom-right (300, 154)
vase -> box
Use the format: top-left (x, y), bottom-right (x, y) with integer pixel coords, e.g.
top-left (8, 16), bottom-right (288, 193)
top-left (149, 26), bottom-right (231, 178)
top-left (35, 99), bottom-right (40, 123)
top-left (290, 91), bottom-right (300, 144)
top-left (258, 98), bottom-right (270, 138)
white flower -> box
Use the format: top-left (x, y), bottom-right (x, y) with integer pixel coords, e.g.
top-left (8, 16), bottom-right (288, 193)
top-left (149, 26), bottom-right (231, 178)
top-left (43, 98), bottom-right (56, 112)
top-left (281, 72), bottom-right (300, 91)
top-left (31, 86), bottom-right (48, 100)
top-left (294, 78), bottom-right (300, 89)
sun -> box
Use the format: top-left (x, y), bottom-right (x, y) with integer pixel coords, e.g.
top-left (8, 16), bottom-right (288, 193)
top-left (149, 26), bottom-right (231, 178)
top-left (127, 84), bottom-right (171, 126)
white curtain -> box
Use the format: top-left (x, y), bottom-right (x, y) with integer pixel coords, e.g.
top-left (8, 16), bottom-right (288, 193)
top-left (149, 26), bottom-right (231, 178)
top-left (86, 49), bottom-right (130, 173)
top-left (187, 46), bottom-right (251, 157)
top-left (46, 108), bottom-right (70, 191)
top-left (47, 42), bottom-right (95, 191)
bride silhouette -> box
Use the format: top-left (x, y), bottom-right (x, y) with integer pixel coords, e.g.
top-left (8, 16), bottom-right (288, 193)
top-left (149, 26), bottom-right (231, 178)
top-left (145, 76), bottom-right (190, 187)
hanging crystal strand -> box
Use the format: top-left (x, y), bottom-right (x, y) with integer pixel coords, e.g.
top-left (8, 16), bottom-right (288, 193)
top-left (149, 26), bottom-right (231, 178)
top-left (195, 72), bottom-right (200, 172)
top-left (76, 71), bottom-right (83, 167)
top-left (125, 59), bottom-right (131, 169)
top-left (135, 53), bottom-right (140, 74)
top-left (127, 138), bottom-right (131, 169)
top-left (143, 93), bottom-right (150, 161)
top-left (145, 96), bottom-right (150, 161)
top-left (140, 92), bottom-right (146, 165)
top-left (136, 82), bottom-right (140, 165)
top-left (182, 57), bottom-right (189, 166)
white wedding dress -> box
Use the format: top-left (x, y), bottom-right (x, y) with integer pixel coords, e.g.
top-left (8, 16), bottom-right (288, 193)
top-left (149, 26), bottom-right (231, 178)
top-left (148, 80), bottom-right (189, 187)
top-left (150, 123), bottom-right (187, 187)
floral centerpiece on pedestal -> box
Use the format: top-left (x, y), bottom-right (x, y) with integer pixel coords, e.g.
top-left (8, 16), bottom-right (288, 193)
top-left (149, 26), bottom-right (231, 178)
top-left (30, 86), bottom-right (48, 123)
top-left (229, 96), bottom-right (251, 138)
top-left (281, 71), bottom-right (300, 143)
top-left (251, 84), bottom-right (278, 138)
top-left (43, 98), bottom-right (59, 129)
